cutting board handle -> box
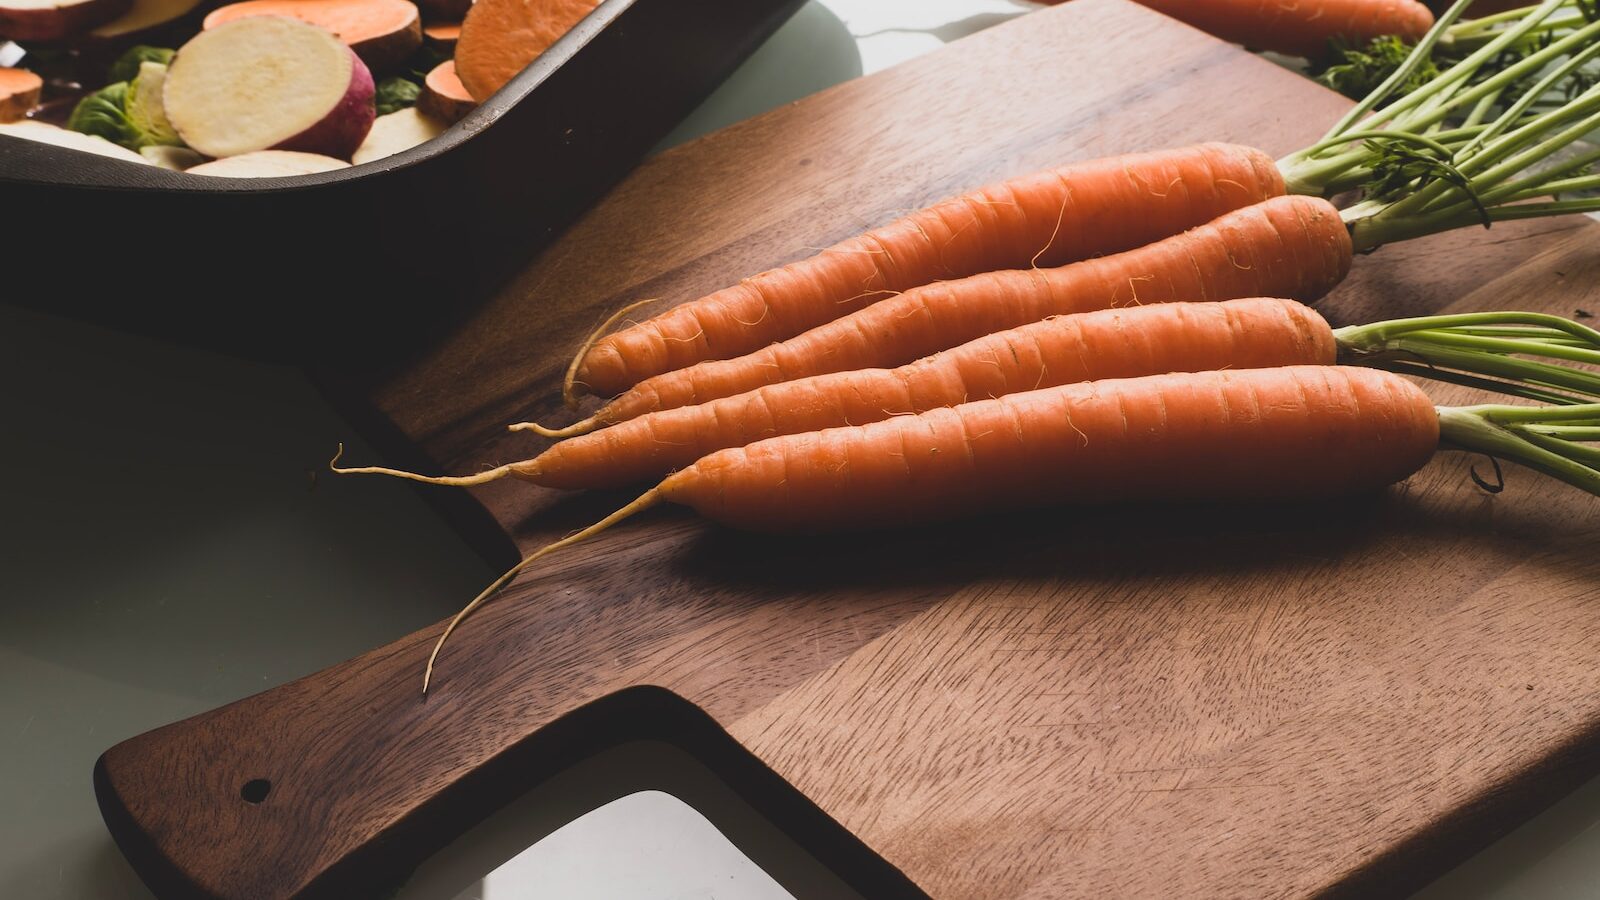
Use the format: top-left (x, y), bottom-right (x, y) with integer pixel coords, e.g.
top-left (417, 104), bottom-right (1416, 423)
top-left (95, 622), bottom-right (658, 898)
top-left (95, 635), bottom-right (920, 900)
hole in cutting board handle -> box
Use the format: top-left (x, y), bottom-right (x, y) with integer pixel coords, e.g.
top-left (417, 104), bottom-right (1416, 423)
top-left (241, 779), bottom-right (271, 804)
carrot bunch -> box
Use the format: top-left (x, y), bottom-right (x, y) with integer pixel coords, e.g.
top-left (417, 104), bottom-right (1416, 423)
top-left (334, 0), bottom-right (1600, 689)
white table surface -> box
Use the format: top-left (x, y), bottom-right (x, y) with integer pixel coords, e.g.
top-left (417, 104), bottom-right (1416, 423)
top-left (5, 2), bottom-right (1600, 897)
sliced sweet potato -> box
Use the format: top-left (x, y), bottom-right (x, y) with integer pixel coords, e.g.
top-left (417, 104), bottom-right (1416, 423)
top-left (0, 67), bottom-right (42, 121)
top-left (418, 57), bottom-right (472, 123)
top-left (0, 0), bottom-right (131, 41)
top-left (421, 18), bottom-right (456, 50)
top-left (203, 0), bottom-right (421, 71)
top-left (454, 0), bottom-right (595, 102)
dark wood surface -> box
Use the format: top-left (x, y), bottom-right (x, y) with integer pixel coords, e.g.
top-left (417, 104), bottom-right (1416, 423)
top-left (96, 2), bottom-right (1600, 897)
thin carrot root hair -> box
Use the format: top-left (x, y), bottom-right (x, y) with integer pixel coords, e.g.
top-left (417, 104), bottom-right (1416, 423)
top-left (329, 444), bottom-right (517, 486)
top-left (423, 487), bottom-right (663, 694)
top-left (508, 415), bottom-right (602, 438)
top-left (562, 298), bottom-right (659, 408)
top-left (1030, 192), bottom-right (1070, 270)
top-left (800, 245), bottom-right (890, 257)
top-left (836, 287), bottom-right (901, 306)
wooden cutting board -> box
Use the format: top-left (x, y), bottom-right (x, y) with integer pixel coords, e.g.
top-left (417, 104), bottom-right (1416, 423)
top-left (95, 2), bottom-right (1600, 897)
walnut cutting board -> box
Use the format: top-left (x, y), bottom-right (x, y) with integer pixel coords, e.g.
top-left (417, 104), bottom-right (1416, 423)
top-left (95, 2), bottom-right (1600, 897)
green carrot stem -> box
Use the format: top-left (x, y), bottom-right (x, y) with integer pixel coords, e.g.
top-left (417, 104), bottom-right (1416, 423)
top-left (1335, 311), bottom-right (1600, 403)
top-left (1295, 129), bottom-right (1461, 160)
top-left (1386, 364), bottom-right (1588, 404)
top-left (1360, 0), bottom-right (1578, 132)
top-left (1437, 405), bottom-right (1600, 496)
top-left (1334, 310), bottom-right (1600, 344)
top-left (1452, 37), bottom-right (1600, 159)
top-left (1398, 90), bottom-right (1600, 217)
top-left (1284, 0), bottom-right (1600, 197)
top-left (1389, 331), bottom-right (1600, 365)
top-left (1346, 193), bottom-right (1600, 249)
top-left (1321, 0), bottom-right (1486, 139)
top-left (1449, 3), bottom-right (1587, 37)
top-left (1521, 424), bottom-right (1600, 439)
top-left (1390, 341), bottom-right (1600, 398)
top-left (1513, 427), bottom-right (1600, 466)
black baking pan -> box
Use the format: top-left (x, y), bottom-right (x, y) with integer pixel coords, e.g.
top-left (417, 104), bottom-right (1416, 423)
top-left (0, 0), bottom-right (805, 364)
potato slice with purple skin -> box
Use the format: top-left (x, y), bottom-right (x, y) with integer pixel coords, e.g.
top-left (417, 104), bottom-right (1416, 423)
top-left (0, 67), bottom-right (41, 121)
top-left (203, 0), bottom-right (421, 72)
top-left (187, 149), bottom-right (349, 177)
top-left (0, 119), bottom-right (150, 163)
top-left (87, 0), bottom-right (202, 44)
top-left (352, 106), bottom-right (443, 165)
top-left (164, 16), bottom-right (375, 160)
top-left (0, 0), bottom-right (130, 41)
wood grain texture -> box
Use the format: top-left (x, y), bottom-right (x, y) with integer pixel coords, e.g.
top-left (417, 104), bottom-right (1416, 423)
top-left (97, 2), bottom-right (1600, 898)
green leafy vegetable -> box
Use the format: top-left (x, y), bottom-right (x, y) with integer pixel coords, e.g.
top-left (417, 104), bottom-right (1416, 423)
top-left (1315, 35), bottom-right (1444, 102)
top-left (126, 62), bottom-right (183, 148)
top-left (375, 76), bottom-right (421, 116)
top-left (68, 62), bottom-right (187, 150)
top-left (67, 82), bottom-right (138, 149)
top-left (108, 46), bottom-right (175, 84)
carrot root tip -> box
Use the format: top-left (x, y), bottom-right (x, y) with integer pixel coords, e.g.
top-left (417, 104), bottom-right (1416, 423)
top-left (560, 298), bottom-right (662, 410)
top-left (329, 444), bottom-right (517, 486)
top-left (422, 486), bottom-right (664, 694)
top-left (508, 416), bottom-right (600, 438)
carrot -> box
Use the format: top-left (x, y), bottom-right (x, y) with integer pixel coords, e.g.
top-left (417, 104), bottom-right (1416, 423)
top-left (1132, 0), bottom-right (1436, 59)
top-left (0, 68), bottom-right (41, 123)
top-left (203, 0), bottom-right (423, 72)
top-left (419, 59), bottom-right (475, 124)
top-left (339, 298), bottom-right (1338, 491)
top-left (570, 142), bottom-right (1288, 401)
top-left (343, 301), bottom-right (1600, 493)
top-left (427, 365), bottom-right (1600, 691)
top-left (454, 0), bottom-right (597, 102)
top-left (538, 194), bottom-right (1350, 436)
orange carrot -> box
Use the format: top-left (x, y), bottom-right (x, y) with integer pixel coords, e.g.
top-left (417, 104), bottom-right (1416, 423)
top-left (454, 0), bottom-right (597, 102)
top-left (417, 365), bottom-right (1443, 689)
top-left (340, 298), bottom-right (1338, 491)
top-left (674, 366), bottom-right (1439, 531)
top-left (542, 194), bottom-right (1350, 436)
top-left (204, 0), bottom-right (423, 71)
top-left (572, 142), bottom-right (1288, 400)
top-left (1131, 0), bottom-right (1435, 59)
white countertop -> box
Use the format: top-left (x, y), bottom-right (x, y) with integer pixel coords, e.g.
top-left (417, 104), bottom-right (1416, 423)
top-left (5, 2), bottom-right (1600, 897)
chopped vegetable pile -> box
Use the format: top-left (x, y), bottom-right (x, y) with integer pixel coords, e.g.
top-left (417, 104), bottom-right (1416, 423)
top-left (0, 0), bottom-right (596, 177)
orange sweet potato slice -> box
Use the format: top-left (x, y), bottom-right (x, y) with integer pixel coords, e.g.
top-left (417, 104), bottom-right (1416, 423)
top-left (454, 0), bottom-right (595, 102)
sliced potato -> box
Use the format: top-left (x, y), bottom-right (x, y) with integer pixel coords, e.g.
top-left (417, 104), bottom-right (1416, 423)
top-left (352, 105), bottom-right (443, 165)
top-left (0, 119), bottom-right (150, 163)
top-left (186, 149), bottom-right (349, 177)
